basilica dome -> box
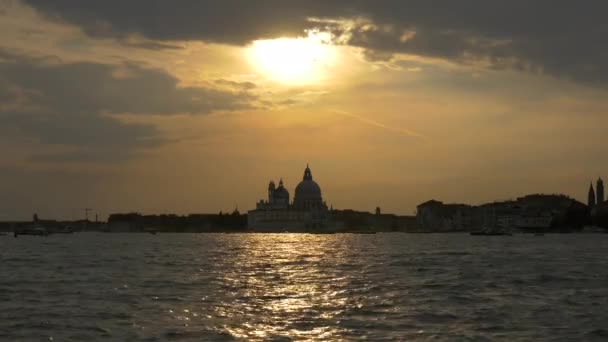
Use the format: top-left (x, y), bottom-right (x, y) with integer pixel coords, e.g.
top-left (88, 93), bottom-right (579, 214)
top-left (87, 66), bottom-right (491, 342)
top-left (294, 165), bottom-right (323, 209)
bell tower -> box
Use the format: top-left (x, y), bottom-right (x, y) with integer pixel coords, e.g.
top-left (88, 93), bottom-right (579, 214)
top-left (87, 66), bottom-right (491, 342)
top-left (597, 178), bottom-right (604, 204)
top-left (268, 181), bottom-right (276, 204)
top-left (588, 182), bottom-right (596, 209)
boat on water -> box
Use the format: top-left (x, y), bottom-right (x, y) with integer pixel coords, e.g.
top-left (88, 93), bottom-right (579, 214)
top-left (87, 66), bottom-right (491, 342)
top-left (15, 224), bottom-right (50, 237)
top-left (53, 226), bottom-right (74, 234)
top-left (470, 231), bottom-right (512, 236)
top-left (144, 227), bottom-right (158, 235)
top-left (470, 227), bottom-right (512, 236)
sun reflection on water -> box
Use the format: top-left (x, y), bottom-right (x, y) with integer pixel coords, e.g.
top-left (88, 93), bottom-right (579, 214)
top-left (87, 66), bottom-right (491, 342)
top-left (150, 232), bottom-right (408, 340)
top-left (5, 233), bottom-right (607, 340)
top-left (216, 234), bottom-right (355, 340)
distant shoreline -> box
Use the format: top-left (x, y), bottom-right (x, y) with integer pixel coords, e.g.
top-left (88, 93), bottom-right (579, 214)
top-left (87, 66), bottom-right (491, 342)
top-left (4, 230), bottom-right (606, 235)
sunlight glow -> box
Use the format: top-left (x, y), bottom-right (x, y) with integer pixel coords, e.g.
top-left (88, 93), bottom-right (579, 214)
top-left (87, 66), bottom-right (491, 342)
top-left (247, 31), bottom-right (336, 85)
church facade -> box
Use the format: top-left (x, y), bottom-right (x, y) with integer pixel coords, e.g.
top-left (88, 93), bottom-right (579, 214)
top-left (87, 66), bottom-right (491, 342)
top-left (247, 165), bottom-right (329, 231)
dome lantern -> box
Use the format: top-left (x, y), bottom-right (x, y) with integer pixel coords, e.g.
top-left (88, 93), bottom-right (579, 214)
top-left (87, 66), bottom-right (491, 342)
top-left (303, 164), bottom-right (313, 181)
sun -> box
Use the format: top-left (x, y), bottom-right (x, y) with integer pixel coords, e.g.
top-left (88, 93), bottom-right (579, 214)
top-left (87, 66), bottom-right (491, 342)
top-left (247, 31), bottom-right (335, 85)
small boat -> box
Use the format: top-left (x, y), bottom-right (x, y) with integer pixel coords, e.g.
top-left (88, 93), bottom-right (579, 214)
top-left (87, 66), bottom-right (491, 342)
top-left (15, 224), bottom-right (50, 236)
top-left (53, 226), bottom-right (74, 234)
top-left (470, 227), bottom-right (512, 236)
top-left (470, 231), bottom-right (512, 236)
top-left (144, 227), bottom-right (159, 235)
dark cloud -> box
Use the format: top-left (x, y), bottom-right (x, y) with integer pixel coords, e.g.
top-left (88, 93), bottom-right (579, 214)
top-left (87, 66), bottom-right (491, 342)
top-left (23, 0), bottom-right (608, 86)
top-left (0, 112), bottom-right (165, 162)
top-left (0, 50), bottom-right (254, 162)
top-left (22, 0), bottom-right (344, 44)
top-left (120, 40), bottom-right (184, 51)
top-left (214, 79), bottom-right (257, 91)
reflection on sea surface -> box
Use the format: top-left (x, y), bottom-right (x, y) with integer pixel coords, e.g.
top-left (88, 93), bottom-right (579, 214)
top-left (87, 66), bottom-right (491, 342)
top-left (2, 233), bottom-right (608, 341)
top-left (220, 234), bottom-right (349, 340)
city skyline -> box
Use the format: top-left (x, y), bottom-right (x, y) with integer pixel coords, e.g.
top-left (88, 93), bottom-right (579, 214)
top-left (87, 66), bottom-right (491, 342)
top-left (2, 1), bottom-right (608, 220)
top-left (3, 3), bottom-right (608, 340)
top-left (3, 167), bottom-right (601, 222)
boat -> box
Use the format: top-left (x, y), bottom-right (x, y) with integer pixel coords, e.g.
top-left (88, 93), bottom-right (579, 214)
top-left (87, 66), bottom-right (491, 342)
top-left (53, 226), bottom-right (74, 234)
top-left (144, 227), bottom-right (159, 235)
top-left (470, 227), bottom-right (512, 236)
top-left (15, 224), bottom-right (50, 237)
top-left (470, 231), bottom-right (512, 236)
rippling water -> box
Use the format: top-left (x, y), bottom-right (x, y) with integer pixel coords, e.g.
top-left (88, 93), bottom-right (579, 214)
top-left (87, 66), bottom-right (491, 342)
top-left (1, 233), bottom-right (608, 341)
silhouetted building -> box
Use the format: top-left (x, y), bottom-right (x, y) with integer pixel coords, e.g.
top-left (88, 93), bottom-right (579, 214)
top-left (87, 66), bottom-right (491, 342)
top-left (248, 165), bottom-right (329, 231)
top-left (293, 165), bottom-right (325, 210)
top-left (416, 200), bottom-right (475, 231)
top-left (107, 212), bottom-right (246, 232)
top-left (597, 178), bottom-right (604, 204)
top-left (590, 178), bottom-right (608, 229)
top-left (417, 194), bottom-right (586, 232)
top-left (265, 179), bottom-right (290, 209)
top-left (330, 208), bottom-right (418, 232)
top-left (588, 183), bottom-right (596, 209)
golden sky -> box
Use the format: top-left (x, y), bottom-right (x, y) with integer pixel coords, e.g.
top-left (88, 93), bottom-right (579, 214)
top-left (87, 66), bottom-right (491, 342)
top-left (1, 0), bottom-right (607, 219)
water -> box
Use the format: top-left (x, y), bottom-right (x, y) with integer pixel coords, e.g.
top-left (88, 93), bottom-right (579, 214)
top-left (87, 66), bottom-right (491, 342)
top-left (1, 233), bottom-right (607, 341)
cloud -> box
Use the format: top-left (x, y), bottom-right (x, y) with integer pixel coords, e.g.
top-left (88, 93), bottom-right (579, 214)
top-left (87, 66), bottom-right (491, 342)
top-left (0, 50), bottom-right (255, 162)
top-left (0, 112), bottom-right (166, 162)
top-left (214, 79), bottom-right (257, 91)
top-left (21, 0), bottom-right (337, 44)
top-left (22, 0), bottom-right (608, 86)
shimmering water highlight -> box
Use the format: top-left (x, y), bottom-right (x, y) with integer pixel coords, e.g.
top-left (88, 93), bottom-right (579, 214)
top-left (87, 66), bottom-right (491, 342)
top-left (1, 233), bottom-right (607, 341)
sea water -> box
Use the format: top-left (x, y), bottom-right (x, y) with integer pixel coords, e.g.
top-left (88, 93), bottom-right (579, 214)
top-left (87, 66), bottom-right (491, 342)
top-left (1, 233), bottom-right (607, 341)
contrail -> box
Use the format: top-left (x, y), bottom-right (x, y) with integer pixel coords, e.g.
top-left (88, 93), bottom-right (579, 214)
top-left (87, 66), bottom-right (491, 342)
top-left (331, 110), bottom-right (425, 139)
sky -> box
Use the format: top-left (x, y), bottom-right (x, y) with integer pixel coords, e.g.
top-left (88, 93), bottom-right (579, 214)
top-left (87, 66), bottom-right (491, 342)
top-left (1, 0), bottom-right (607, 220)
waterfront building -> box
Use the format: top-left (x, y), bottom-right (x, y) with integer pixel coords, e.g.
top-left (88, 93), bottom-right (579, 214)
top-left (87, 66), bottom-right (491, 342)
top-left (516, 209), bottom-right (554, 229)
top-left (416, 194), bottom-right (585, 232)
top-left (588, 183), bottom-right (596, 209)
top-left (597, 178), bottom-right (604, 204)
top-left (416, 200), bottom-right (475, 231)
top-left (590, 177), bottom-right (608, 227)
top-left (248, 165), bottom-right (329, 231)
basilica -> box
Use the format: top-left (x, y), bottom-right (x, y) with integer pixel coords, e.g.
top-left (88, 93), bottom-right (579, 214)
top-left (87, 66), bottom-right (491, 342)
top-left (247, 165), bottom-right (329, 231)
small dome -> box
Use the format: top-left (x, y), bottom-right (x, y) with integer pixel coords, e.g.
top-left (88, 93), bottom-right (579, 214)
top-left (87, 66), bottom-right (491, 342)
top-left (274, 185), bottom-right (290, 198)
top-left (274, 178), bottom-right (290, 198)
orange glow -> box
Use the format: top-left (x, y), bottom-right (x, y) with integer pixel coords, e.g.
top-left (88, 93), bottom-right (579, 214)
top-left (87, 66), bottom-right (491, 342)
top-left (247, 32), bottom-right (336, 85)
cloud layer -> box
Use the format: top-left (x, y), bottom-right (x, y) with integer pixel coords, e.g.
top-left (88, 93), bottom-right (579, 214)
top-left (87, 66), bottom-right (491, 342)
top-left (23, 0), bottom-right (608, 86)
top-left (0, 50), bottom-right (253, 162)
